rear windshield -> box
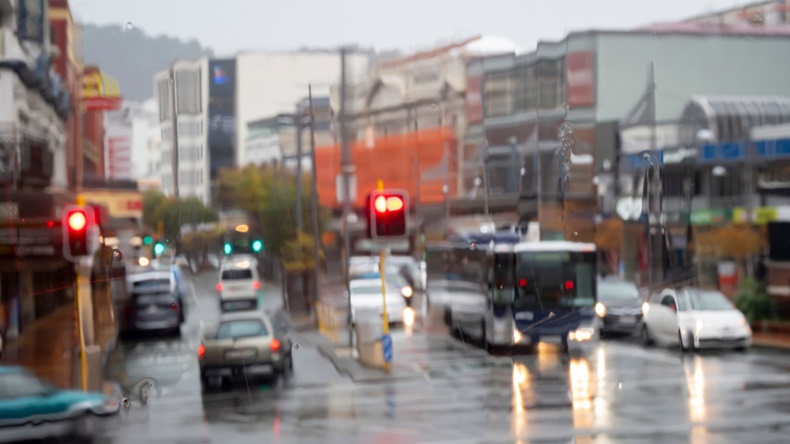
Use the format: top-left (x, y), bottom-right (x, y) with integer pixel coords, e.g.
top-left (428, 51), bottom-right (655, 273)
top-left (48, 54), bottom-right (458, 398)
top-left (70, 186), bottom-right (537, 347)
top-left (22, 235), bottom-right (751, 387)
top-left (222, 269), bottom-right (253, 280)
top-left (216, 319), bottom-right (268, 339)
top-left (133, 279), bottom-right (170, 292)
top-left (135, 293), bottom-right (175, 305)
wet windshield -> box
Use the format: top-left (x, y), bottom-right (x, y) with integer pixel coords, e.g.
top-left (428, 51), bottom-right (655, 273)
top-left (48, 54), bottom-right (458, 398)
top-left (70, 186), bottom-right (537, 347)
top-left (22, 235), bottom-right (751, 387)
top-left (9, 0), bottom-right (783, 441)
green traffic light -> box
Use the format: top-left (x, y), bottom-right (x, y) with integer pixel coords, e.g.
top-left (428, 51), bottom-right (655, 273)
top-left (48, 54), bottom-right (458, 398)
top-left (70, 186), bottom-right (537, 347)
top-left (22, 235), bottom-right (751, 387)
top-left (251, 240), bottom-right (263, 252)
top-left (153, 242), bottom-right (166, 256)
top-left (223, 243), bottom-right (232, 255)
top-left (143, 236), bottom-right (153, 245)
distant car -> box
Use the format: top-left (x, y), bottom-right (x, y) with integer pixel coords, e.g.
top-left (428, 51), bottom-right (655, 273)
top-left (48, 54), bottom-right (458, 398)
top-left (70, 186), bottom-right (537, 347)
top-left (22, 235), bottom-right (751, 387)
top-left (122, 274), bottom-right (182, 337)
top-left (348, 277), bottom-right (407, 324)
top-left (0, 366), bottom-right (119, 442)
top-left (596, 278), bottom-right (644, 336)
top-left (198, 311), bottom-right (293, 391)
top-left (127, 269), bottom-right (186, 323)
top-left (217, 257), bottom-right (261, 312)
top-left (641, 287), bottom-right (752, 351)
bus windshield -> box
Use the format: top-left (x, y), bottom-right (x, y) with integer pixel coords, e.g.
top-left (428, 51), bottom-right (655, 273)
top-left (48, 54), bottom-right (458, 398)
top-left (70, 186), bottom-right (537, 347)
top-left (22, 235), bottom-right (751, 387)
top-left (515, 251), bottom-right (596, 310)
top-left (492, 252), bottom-right (515, 304)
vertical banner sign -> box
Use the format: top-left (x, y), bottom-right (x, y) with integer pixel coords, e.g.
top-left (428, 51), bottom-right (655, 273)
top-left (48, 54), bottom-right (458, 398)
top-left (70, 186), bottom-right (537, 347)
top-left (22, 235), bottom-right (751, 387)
top-left (566, 51), bottom-right (596, 108)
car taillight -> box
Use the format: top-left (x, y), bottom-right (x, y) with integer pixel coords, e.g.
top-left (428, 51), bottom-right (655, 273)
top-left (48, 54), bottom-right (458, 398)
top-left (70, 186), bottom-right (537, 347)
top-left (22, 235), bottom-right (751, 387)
top-left (198, 344), bottom-right (205, 360)
top-left (270, 338), bottom-right (281, 353)
top-left (253, 281), bottom-right (261, 290)
top-left (216, 283), bottom-right (223, 292)
top-left (171, 302), bottom-right (179, 312)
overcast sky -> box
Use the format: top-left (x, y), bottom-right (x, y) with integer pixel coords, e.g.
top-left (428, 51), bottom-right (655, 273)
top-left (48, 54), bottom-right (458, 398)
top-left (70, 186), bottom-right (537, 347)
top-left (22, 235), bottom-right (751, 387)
top-left (72, 0), bottom-right (756, 56)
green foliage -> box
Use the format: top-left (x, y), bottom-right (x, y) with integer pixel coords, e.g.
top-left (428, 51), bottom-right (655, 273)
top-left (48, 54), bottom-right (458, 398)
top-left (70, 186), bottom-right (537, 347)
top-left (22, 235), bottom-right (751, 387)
top-left (216, 165), bottom-right (328, 260)
top-left (734, 277), bottom-right (776, 325)
top-left (142, 190), bottom-right (218, 240)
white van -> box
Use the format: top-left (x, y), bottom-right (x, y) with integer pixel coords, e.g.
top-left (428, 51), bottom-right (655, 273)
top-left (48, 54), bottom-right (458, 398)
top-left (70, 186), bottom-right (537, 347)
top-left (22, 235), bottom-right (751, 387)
top-left (217, 256), bottom-right (261, 312)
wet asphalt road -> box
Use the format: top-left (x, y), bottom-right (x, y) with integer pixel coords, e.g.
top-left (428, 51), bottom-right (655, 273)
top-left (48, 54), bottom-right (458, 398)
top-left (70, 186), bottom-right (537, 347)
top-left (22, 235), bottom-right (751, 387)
top-left (97, 270), bottom-right (790, 443)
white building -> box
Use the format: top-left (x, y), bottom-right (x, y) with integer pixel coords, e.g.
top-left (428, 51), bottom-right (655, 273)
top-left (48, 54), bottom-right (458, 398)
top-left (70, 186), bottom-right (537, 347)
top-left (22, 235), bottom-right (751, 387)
top-left (155, 57), bottom-right (210, 203)
top-left (132, 98), bottom-right (162, 182)
top-left (104, 103), bottom-right (134, 181)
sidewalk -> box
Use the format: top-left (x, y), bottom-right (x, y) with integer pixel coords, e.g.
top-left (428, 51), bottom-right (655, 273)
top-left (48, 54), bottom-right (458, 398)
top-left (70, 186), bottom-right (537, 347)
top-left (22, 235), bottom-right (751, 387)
top-left (752, 332), bottom-right (790, 350)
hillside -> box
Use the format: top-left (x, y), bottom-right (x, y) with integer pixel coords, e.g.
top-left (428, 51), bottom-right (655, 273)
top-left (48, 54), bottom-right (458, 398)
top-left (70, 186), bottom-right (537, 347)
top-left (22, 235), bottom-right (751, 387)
top-left (82, 24), bottom-right (213, 101)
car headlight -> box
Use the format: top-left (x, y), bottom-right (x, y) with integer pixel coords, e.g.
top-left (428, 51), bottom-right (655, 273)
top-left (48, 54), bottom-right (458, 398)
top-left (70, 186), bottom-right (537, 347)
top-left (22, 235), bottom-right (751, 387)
top-left (401, 286), bottom-right (413, 298)
top-left (138, 257), bottom-right (150, 267)
top-left (642, 302), bottom-right (649, 316)
top-left (595, 302), bottom-right (606, 317)
top-left (569, 327), bottom-right (596, 342)
top-left (513, 329), bottom-right (523, 344)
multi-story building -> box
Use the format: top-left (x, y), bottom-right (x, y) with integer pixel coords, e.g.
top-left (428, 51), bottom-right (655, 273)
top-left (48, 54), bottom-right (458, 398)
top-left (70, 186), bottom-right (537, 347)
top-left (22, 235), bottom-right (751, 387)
top-left (155, 57), bottom-right (210, 203)
top-left (314, 37), bottom-right (518, 223)
top-left (82, 65), bottom-right (122, 182)
top-left (48, 0), bottom-right (83, 191)
top-left (104, 103), bottom-right (134, 181)
top-left (156, 52), bottom-right (372, 204)
top-left (0, 0), bottom-right (73, 336)
top-left (685, 0), bottom-right (790, 26)
top-left (131, 98), bottom-right (162, 182)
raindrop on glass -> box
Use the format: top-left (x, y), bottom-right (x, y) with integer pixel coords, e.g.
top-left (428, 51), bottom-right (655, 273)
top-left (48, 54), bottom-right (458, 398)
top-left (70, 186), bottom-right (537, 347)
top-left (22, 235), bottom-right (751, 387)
top-left (124, 22), bottom-right (134, 31)
top-left (293, 343), bottom-right (300, 350)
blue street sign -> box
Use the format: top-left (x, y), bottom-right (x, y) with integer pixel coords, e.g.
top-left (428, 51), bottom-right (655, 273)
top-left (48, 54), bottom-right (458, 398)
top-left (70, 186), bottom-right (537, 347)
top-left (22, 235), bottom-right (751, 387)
top-left (381, 334), bottom-right (392, 362)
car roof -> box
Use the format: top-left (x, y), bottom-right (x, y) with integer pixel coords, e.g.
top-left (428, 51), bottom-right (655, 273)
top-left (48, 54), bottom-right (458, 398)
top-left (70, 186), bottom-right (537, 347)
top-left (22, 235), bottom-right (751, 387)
top-left (128, 270), bottom-right (172, 282)
top-left (0, 366), bottom-right (28, 375)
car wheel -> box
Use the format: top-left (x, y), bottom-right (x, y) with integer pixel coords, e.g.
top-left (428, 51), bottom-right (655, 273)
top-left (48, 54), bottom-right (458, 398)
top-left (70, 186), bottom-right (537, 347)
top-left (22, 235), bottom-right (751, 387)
top-left (640, 324), bottom-right (653, 346)
top-left (679, 330), bottom-right (694, 353)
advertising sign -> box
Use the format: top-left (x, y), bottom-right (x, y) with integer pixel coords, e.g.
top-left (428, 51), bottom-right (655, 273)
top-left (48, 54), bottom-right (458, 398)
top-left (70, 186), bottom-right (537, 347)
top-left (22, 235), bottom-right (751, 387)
top-left (566, 52), bottom-right (595, 108)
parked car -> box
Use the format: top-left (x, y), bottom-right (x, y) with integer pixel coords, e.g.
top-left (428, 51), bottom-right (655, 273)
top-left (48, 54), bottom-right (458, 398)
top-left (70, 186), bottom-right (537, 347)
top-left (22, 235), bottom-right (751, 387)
top-left (641, 287), bottom-right (752, 351)
top-left (198, 311), bottom-right (293, 391)
top-left (597, 278), bottom-right (644, 336)
top-left (121, 273), bottom-right (182, 337)
top-left (348, 276), bottom-right (407, 324)
top-left (127, 269), bottom-right (186, 323)
top-left (0, 366), bottom-right (119, 442)
top-left (217, 256), bottom-right (261, 312)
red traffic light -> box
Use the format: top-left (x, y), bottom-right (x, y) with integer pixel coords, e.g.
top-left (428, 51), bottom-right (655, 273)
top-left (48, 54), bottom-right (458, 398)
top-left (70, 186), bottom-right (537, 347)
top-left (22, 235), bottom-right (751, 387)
top-left (373, 195), bottom-right (405, 213)
top-left (67, 211), bottom-right (87, 231)
top-left (367, 189), bottom-right (409, 239)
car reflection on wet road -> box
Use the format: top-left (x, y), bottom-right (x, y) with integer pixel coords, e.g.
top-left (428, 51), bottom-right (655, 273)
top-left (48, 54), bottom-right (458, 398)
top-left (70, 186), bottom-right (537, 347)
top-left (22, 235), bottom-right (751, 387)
top-left (97, 269), bottom-right (790, 443)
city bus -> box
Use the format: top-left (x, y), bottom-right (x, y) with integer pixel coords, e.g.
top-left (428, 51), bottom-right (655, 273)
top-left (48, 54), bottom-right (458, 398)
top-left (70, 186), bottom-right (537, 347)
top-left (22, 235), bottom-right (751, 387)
top-left (440, 239), bottom-right (598, 352)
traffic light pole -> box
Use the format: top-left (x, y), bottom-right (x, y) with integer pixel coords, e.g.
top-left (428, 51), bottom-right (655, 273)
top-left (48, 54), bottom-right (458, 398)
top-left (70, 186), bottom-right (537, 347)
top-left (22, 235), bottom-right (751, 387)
top-left (379, 246), bottom-right (391, 373)
top-left (74, 256), bottom-right (95, 392)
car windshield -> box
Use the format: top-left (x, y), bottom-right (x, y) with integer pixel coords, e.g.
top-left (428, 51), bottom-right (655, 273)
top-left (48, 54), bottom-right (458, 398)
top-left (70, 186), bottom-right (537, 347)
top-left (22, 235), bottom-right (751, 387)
top-left (215, 320), bottom-right (268, 339)
top-left (598, 282), bottom-right (640, 302)
top-left (0, 373), bottom-right (47, 399)
top-left (351, 285), bottom-right (381, 296)
top-left (686, 289), bottom-right (734, 311)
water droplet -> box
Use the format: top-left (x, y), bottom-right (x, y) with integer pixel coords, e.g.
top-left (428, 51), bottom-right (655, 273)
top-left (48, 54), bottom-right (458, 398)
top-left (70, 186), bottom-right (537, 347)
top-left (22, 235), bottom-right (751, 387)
top-left (122, 397), bottom-right (131, 409)
top-left (124, 22), bottom-right (134, 31)
top-left (573, 231), bottom-right (578, 237)
top-left (293, 343), bottom-right (300, 350)
top-left (618, 382), bottom-right (623, 390)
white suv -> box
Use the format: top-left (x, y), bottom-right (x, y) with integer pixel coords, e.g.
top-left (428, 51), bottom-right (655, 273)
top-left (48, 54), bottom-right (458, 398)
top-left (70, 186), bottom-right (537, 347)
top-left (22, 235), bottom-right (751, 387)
top-left (217, 256), bottom-right (261, 312)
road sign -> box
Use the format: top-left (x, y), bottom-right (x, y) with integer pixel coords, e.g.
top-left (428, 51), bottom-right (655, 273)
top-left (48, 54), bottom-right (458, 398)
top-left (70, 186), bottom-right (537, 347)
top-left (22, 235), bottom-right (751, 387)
top-left (381, 334), bottom-right (392, 362)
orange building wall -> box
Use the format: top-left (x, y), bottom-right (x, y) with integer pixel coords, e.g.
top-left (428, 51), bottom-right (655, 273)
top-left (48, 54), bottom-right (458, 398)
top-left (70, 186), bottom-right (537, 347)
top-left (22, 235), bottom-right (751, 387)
top-left (315, 127), bottom-right (456, 210)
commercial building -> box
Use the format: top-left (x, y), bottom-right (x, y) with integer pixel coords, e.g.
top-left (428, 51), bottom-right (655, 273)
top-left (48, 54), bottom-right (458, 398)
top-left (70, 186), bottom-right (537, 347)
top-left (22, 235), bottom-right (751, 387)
top-left (315, 36), bottom-right (518, 225)
top-left (0, 0), bottom-right (74, 337)
top-left (131, 98), bottom-right (162, 182)
top-left (685, 0), bottom-right (790, 26)
top-left (477, 25), bottom-right (790, 248)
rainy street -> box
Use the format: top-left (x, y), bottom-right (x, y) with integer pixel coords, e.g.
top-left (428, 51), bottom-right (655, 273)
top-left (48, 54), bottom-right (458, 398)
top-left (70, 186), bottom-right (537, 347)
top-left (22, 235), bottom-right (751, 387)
top-left (90, 268), bottom-right (790, 444)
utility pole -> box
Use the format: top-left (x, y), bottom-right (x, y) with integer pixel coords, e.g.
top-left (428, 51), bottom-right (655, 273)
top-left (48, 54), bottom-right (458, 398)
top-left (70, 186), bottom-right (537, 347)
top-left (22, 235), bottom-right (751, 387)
top-left (308, 84), bottom-right (321, 304)
top-left (295, 116), bottom-right (304, 232)
top-left (339, 48), bottom-right (354, 346)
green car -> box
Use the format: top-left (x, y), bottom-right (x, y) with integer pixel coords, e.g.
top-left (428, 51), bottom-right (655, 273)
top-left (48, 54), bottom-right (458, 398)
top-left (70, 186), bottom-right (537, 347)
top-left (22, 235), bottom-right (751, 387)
top-left (0, 366), bottom-right (119, 442)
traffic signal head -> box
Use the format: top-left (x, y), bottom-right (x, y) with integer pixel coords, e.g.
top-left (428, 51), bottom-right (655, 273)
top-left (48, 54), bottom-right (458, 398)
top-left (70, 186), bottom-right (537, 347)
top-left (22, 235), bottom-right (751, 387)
top-left (153, 241), bottom-right (166, 257)
top-left (223, 243), bottom-right (232, 255)
top-left (62, 205), bottom-right (98, 262)
top-left (368, 189), bottom-right (408, 239)
top-left (143, 236), bottom-right (153, 245)
top-left (251, 240), bottom-right (263, 253)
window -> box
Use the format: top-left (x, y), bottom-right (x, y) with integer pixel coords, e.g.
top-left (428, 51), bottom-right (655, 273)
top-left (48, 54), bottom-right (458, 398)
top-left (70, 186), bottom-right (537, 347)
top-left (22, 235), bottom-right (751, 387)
top-left (215, 320), bottom-right (268, 339)
top-left (686, 289), bottom-right (733, 311)
top-left (175, 69), bottom-right (202, 115)
top-left (222, 269), bottom-right (253, 280)
top-left (660, 295), bottom-right (677, 311)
